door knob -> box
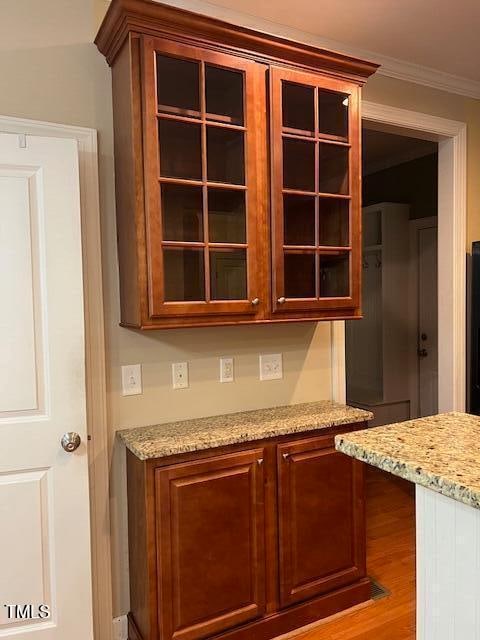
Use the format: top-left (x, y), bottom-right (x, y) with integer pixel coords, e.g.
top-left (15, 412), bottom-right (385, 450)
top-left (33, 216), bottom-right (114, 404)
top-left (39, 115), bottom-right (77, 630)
top-left (61, 432), bottom-right (81, 453)
top-left (418, 348), bottom-right (428, 358)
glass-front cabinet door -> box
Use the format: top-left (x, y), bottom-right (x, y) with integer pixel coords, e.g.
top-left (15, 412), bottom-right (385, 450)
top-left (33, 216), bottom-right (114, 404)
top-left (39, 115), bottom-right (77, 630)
top-left (142, 37), bottom-right (265, 321)
top-left (270, 66), bottom-right (361, 317)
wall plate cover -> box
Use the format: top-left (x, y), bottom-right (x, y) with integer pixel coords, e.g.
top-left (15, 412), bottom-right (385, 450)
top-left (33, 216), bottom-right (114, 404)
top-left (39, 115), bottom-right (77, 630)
top-left (259, 354), bottom-right (283, 381)
top-left (121, 364), bottom-right (142, 396)
top-left (220, 357), bottom-right (234, 383)
top-left (172, 362), bottom-right (189, 389)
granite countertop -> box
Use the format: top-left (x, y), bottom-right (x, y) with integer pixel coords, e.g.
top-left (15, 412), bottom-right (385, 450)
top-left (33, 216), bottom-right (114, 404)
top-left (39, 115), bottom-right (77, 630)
top-left (118, 401), bottom-right (373, 461)
top-left (335, 412), bottom-right (480, 509)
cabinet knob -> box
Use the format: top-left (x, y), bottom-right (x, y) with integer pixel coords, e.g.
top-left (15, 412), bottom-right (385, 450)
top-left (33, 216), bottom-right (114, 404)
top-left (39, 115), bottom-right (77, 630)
top-left (257, 458), bottom-right (264, 465)
top-left (251, 297), bottom-right (260, 306)
top-left (277, 297), bottom-right (286, 304)
top-left (282, 452), bottom-right (290, 460)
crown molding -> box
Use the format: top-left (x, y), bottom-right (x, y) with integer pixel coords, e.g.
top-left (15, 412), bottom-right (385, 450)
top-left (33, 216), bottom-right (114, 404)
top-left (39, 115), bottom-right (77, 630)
top-left (116, 0), bottom-right (480, 99)
top-left (96, 0), bottom-right (378, 82)
top-left (371, 53), bottom-right (480, 100)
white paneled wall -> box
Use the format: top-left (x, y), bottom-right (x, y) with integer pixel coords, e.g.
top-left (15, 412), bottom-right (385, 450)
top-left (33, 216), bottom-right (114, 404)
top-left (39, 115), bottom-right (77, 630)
top-left (416, 485), bottom-right (480, 640)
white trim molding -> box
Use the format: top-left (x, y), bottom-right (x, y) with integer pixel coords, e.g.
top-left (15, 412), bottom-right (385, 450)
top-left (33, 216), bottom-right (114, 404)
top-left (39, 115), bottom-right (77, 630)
top-left (333, 102), bottom-right (467, 414)
top-left (0, 114), bottom-right (113, 640)
top-left (330, 322), bottom-right (346, 405)
top-left (146, 0), bottom-right (480, 98)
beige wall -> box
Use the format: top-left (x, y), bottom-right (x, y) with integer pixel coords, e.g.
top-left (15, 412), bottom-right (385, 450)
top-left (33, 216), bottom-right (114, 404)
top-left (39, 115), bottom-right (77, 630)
top-left (1, 0), bottom-right (480, 619)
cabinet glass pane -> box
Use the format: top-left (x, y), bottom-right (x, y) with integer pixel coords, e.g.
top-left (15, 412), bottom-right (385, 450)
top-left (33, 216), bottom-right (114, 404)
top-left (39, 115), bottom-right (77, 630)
top-left (318, 90), bottom-right (349, 139)
top-left (318, 144), bottom-right (349, 194)
top-left (205, 65), bottom-right (244, 125)
top-left (161, 184), bottom-right (203, 242)
top-left (283, 139), bottom-right (315, 192)
top-left (208, 189), bottom-right (246, 244)
top-left (164, 248), bottom-right (205, 301)
top-left (159, 120), bottom-right (202, 180)
top-left (207, 127), bottom-right (245, 185)
top-left (282, 82), bottom-right (314, 134)
top-left (319, 254), bottom-right (349, 297)
top-left (318, 198), bottom-right (349, 247)
top-left (156, 54), bottom-right (200, 116)
top-left (284, 253), bottom-right (315, 298)
top-left (210, 249), bottom-right (247, 300)
top-left (283, 194), bottom-right (315, 246)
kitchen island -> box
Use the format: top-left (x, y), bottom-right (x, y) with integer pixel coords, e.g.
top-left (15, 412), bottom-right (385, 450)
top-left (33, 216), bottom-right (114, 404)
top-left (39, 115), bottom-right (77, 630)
top-left (336, 412), bottom-right (480, 640)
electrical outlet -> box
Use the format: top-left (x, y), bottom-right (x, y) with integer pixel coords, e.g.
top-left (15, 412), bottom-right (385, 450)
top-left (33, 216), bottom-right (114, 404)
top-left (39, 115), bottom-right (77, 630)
top-left (220, 357), bottom-right (234, 383)
top-left (172, 362), bottom-right (189, 389)
top-left (259, 353), bottom-right (283, 381)
top-left (121, 364), bottom-right (142, 396)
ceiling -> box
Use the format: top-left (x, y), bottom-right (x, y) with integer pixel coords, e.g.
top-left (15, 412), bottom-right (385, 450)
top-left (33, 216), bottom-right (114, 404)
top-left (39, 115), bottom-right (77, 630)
top-left (362, 129), bottom-right (437, 175)
top-left (195, 0), bottom-right (480, 82)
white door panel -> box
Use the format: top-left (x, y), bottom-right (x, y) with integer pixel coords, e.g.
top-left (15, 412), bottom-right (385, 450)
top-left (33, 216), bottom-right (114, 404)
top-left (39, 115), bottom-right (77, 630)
top-left (418, 225), bottom-right (438, 417)
top-left (0, 133), bottom-right (93, 639)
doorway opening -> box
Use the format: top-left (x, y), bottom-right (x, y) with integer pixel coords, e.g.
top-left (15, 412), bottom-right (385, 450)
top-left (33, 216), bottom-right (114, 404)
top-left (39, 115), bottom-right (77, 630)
top-left (346, 127), bottom-right (438, 426)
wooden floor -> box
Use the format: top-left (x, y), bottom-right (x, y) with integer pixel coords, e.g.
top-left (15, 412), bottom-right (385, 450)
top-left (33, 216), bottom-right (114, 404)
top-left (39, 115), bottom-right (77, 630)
top-left (296, 467), bottom-right (416, 640)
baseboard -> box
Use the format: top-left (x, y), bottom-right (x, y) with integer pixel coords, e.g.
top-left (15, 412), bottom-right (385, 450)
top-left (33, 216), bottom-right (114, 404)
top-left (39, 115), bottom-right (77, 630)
top-left (127, 578), bottom-right (370, 640)
top-left (112, 615), bottom-right (128, 640)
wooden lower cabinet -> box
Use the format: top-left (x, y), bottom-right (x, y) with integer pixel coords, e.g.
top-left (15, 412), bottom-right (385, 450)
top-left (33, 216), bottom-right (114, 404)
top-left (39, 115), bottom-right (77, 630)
top-left (277, 436), bottom-right (366, 607)
top-left (126, 425), bottom-right (370, 640)
top-left (156, 451), bottom-right (266, 640)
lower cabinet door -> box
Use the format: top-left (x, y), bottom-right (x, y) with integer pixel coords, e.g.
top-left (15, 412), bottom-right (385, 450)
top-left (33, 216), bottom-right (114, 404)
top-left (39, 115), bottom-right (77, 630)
top-left (155, 449), bottom-right (266, 640)
top-left (277, 434), bottom-right (366, 608)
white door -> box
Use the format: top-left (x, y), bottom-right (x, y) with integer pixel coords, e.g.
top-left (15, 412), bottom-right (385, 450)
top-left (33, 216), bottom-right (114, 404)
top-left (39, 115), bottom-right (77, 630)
top-left (0, 133), bottom-right (93, 639)
top-left (417, 224), bottom-right (438, 417)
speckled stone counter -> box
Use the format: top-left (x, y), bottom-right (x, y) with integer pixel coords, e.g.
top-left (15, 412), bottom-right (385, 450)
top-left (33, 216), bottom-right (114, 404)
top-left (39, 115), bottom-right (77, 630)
top-left (335, 412), bottom-right (480, 510)
top-left (118, 401), bottom-right (373, 460)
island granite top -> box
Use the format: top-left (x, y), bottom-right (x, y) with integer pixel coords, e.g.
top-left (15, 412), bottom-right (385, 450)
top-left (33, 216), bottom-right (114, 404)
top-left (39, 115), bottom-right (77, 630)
top-left (118, 401), bottom-right (373, 461)
top-left (335, 412), bottom-right (480, 510)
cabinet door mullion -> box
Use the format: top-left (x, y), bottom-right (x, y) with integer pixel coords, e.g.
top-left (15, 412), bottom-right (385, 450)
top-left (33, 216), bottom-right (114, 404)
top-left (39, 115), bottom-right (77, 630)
top-left (142, 36), bottom-right (267, 320)
top-left (270, 66), bottom-right (361, 316)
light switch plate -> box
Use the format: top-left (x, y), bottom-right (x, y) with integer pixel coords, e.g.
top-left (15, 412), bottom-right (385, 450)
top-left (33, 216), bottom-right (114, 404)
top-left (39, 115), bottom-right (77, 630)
top-left (259, 353), bottom-right (283, 381)
top-left (172, 362), bottom-right (189, 389)
top-left (220, 357), bottom-right (234, 383)
top-left (121, 364), bottom-right (142, 396)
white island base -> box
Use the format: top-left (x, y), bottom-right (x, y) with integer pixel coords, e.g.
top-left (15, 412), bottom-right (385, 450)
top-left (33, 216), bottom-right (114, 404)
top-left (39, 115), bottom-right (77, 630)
top-left (416, 485), bottom-right (480, 640)
top-left (334, 412), bottom-right (480, 640)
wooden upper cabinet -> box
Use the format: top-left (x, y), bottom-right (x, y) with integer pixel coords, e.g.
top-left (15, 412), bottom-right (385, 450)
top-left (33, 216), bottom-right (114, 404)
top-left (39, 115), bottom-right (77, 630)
top-left (142, 37), bottom-right (267, 322)
top-left (270, 67), bottom-right (361, 318)
top-left (96, 0), bottom-right (378, 329)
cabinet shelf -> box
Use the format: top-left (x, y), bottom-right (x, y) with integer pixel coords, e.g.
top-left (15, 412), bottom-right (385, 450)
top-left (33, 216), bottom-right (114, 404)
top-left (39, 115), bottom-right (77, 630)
top-left (283, 245), bottom-right (352, 251)
top-left (159, 177), bottom-right (248, 191)
top-left (282, 130), bottom-right (350, 146)
top-left (157, 110), bottom-right (247, 132)
top-left (282, 188), bottom-right (351, 199)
